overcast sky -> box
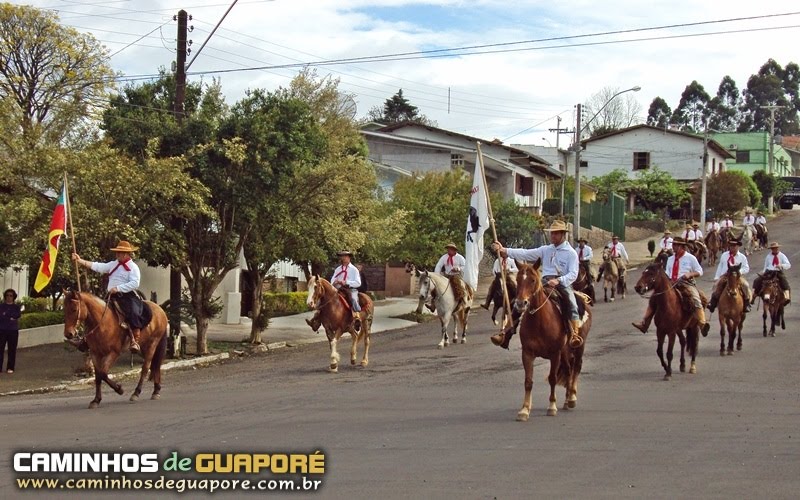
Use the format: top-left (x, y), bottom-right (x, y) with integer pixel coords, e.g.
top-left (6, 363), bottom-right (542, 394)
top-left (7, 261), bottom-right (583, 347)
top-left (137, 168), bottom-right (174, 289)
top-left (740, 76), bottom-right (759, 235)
top-left (13, 0), bottom-right (800, 146)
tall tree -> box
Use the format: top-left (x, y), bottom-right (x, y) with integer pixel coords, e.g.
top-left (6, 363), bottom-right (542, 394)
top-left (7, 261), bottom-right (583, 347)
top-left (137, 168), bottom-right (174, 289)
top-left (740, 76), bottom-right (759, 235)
top-left (701, 171), bottom-right (757, 214)
top-left (708, 76), bottom-right (742, 132)
top-left (671, 81), bottom-right (711, 133)
top-left (366, 89), bottom-right (435, 125)
top-left (583, 86), bottom-right (642, 138)
top-left (738, 59), bottom-right (799, 135)
top-left (628, 166), bottom-right (690, 215)
top-left (646, 97), bottom-right (672, 128)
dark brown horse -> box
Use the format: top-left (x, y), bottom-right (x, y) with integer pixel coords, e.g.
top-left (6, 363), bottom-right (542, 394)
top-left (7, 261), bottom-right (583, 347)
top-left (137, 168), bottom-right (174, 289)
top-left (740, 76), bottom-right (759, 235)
top-left (759, 273), bottom-right (785, 337)
top-left (705, 230), bottom-right (720, 267)
top-left (716, 264), bottom-right (745, 355)
top-left (512, 262), bottom-right (591, 421)
top-left (573, 263), bottom-right (596, 304)
top-left (306, 276), bottom-right (374, 372)
top-left (63, 290), bottom-right (168, 408)
top-left (484, 272), bottom-right (517, 326)
top-left (633, 264), bottom-right (701, 380)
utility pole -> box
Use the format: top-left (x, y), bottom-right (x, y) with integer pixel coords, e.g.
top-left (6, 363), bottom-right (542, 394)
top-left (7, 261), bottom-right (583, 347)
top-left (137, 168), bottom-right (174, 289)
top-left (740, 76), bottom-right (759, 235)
top-left (700, 120), bottom-right (709, 232)
top-left (761, 105), bottom-right (784, 214)
top-left (549, 116), bottom-right (571, 215)
top-left (573, 104), bottom-right (583, 242)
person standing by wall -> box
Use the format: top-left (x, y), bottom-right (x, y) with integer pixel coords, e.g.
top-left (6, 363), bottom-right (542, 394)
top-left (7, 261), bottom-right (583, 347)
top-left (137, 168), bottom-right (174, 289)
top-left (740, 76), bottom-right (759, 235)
top-left (0, 289), bottom-right (22, 374)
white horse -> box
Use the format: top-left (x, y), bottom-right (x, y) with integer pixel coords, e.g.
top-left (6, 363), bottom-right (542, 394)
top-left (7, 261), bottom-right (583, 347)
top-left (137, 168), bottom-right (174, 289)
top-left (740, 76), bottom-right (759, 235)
top-left (417, 271), bottom-right (474, 349)
top-left (742, 225), bottom-right (756, 256)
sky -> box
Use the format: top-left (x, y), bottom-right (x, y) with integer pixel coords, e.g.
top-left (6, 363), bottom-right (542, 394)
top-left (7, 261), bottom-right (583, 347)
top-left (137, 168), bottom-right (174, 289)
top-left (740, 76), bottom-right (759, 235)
top-left (11, 0), bottom-right (800, 147)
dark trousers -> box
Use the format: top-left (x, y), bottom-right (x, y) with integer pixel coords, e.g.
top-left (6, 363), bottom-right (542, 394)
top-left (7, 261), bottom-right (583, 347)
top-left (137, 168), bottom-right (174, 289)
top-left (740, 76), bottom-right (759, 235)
top-left (753, 272), bottom-right (791, 296)
top-left (0, 329), bottom-right (19, 371)
top-left (112, 292), bottom-right (146, 329)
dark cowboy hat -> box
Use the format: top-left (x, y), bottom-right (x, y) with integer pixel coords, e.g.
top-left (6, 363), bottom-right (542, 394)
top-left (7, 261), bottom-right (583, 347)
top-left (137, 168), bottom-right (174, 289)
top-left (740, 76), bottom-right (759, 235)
top-left (671, 236), bottom-right (688, 246)
top-left (110, 240), bottom-right (138, 253)
top-left (727, 238), bottom-right (742, 246)
top-left (444, 242), bottom-right (458, 250)
top-left (336, 250), bottom-right (353, 257)
top-left (611, 234), bottom-right (620, 239)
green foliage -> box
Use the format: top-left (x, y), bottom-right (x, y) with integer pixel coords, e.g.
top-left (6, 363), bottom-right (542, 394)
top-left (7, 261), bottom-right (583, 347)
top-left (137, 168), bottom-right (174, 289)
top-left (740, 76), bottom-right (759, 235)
top-left (702, 171), bottom-right (756, 214)
top-left (365, 89), bottom-right (435, 126)
top-left (541, 198), bottom-right (561, 216)
top-left (19, 311), bottom-right (64, 329)
top-left (490, 194), bottom-right (539, 248)
top-left (590, 169), bottom-right (631, 203)
top-left (261, 292), bottom-right (309, 317)
top-left (20, 296), bottom-right (52, 313)
top-left (629, 166), bottom-right (690, 212)
top-left (751, 169), bottom-right (790, 204)
top-left (646, 97), bottom-right (672, 128)
top-left (671, 80), bottom-right (711, 132)
top-left (627, 208), bottom-right (659, 221)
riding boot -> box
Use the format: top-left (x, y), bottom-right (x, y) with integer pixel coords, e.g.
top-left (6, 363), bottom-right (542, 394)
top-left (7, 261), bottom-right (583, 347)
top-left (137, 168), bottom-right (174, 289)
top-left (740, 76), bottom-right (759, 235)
top-left (695, 308), bottom-right (711, 337)
top-left (784, 289), bottom-right (791, 306)
top-left (707, 294), bottom-right (718, 313)
top-left (568, 320), bottom-right (584, 348)
top-left (129, 328), bottom-right (142, 354)
top-left (305, 314), bottom-right (321, 333)
top-left (491, 309), bottom-right (521, 349)
top-left (632, 306), bottom-right (654, 334)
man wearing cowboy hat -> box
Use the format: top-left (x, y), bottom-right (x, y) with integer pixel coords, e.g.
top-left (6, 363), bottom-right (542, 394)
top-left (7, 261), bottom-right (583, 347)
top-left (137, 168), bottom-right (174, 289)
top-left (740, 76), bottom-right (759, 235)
top-left (683, 222), bottom-right (703, 241)
top-left (720, 214), bottom-right (735, 230)
top-left (71, 240), bottom-right (146, 353)
top-left (429, 243), bottom-right (467, 312)
top-left (575, 237), bottom-right (595, 282)
top-left (754, 211), bottom-right (768, 248)
top-left (480, 252), bottom-right (518, 311)
top-left (598, 235), bottom-right (629, 282)
top-left (632, 237), bottom-right (711, 336)
top-left (743, 209), bottom-right (756, 229)
top-left (491, 220), bottom-right (585, 349)
top-left (708, 237), bottom-right (752, 313)
top-left (752, 242), bottom-right (791, 306)
top-left (659, 230), bottom-right (674, 254)
top-left (706, 217), bottom-right (720, 235)
top-left (305, 251), bottom-right (363, 333)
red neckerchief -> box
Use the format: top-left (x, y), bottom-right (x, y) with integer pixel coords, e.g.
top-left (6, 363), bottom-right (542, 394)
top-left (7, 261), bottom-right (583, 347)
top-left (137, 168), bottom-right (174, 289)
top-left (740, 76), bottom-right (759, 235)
top-left (728, 252), bottom-right (735, 266)
top-left (671, 255), bottom-right (681, 281)
top-left (611, 243), bottom-right (617, 257)
top-left (109, 258), bottom-right (131, 276)
top-left (335, 265), bottom-right (348, 281)
top-left (772, 254), bottom-right (779, 266)
top-left (447, 255), bottom-right (454, 267)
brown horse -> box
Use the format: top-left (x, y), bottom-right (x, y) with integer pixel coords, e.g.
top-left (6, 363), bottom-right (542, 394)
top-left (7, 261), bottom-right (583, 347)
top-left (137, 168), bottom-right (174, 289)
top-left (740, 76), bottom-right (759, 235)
top-left (759, 273), bottom-right (785, 337)
top-left (705, 230), bottom-right (720, 267)
top-left (716, 264), bottom-right (745, 355)
top-left (687, 240), bottom-right (706, 265)
top-left (633, 264), bottom-right (701, 380)
top-left (512, 262), bottom-right (591, 421)
top-left (63, 290), bottom-right (168, 409)
top-left (306, 276), bottom-right (374, 372)
top-left (573, 262), bottom-right (596, 304)
top-left (484, 272), bottom-right (517, 326)
top-left (599, 247), bottom-right (624, 302)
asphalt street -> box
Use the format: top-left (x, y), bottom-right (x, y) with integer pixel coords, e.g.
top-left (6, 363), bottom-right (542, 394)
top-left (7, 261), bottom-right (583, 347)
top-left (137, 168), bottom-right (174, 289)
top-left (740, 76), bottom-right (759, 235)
top-left (1, 211), bottom-right (799, 499)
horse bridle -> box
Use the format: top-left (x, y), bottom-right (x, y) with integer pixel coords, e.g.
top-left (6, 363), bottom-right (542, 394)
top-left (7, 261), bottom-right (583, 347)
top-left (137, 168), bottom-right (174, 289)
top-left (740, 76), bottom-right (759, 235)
top-left (516, 270), bottom-right (557, 316)
top-left (67, 291), bottom-right (110, 338)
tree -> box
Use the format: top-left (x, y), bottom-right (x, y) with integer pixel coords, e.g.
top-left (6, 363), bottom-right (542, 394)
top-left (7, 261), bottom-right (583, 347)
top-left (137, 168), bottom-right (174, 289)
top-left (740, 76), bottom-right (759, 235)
top-left (583, 87), bottom-right (642, 137)
top-left (646, 97), bottom-right (672, 128)
top-left (628, 167), bottom-right (690, 215)
top-left (490, 194), bottom-right (539, 248)
top-left (365, 89), bottom-right (435, 125)
top-left (738, 59), bottom-right (800, 135)
top-left (750, 169), bottom-right (789, 207)
top-left (702, 171), bottom-right (760, 215)
top-left (671, 81), bottom-right (711, 132)
top-left (588, 169), bottom-right (631, 203)
top-left (708, 76), bottom-right (742, 132)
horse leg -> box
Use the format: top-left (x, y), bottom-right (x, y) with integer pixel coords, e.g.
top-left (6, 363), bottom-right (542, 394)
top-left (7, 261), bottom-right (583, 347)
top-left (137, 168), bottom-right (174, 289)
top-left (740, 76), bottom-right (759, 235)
top-left (491, 304), bottom-right (500, 325)
top-left (361, 328), bottom-right (370, 367)
top-left (762, 310), bottom-right (768, 337)
top-left (328, 337), bottom-right (340, 373)
top-left (564, 354), bottom-right (581, 410)
top-left (89, 371), bottom-right (103, 409)
top-left (736, 321), bottom-right (743, 351)
top-left (437, 313), bottom-right (452, 349)
top-left (677, 330), bottom-right (686, 372)
top-left (726, 320), bottom-right (735, 355)
top-left (719, 319), bottom-right (726, 356)
top-left (664, 333), bottom-right (676, 381)
top-left (604, 285), bottom-right (608, 303)
top-left (517, 350), bottom-right (534, 421)
top-left (350, 330), bottom-right (358, 365)
top-left (460, 308), bottom-right (469, 344)
top-left (131, 340), bottom-right (157, 401)
top-left (688, 327), bottom-right (698, 374)
top-left (546, 357), bottom-right (561, 417)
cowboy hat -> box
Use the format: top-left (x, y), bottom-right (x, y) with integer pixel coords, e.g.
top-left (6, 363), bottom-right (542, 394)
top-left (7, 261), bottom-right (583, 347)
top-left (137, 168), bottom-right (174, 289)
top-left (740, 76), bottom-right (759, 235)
top-left (746, 208), bottom-right (753, 213)
top-left (611, 234), bottom-right (620, 239)
top-left (577, 237), bottom-right (588, 243)
top-left (691, 221), bottom-right (699, 227)
top-left (727, 238), bottom-right (742, 246)
top-left (110, 240), bottom-right (138, 253)
top-left (685, 224), bottom-right (693, 229)
top-left (768, 242), bottom-right (781, 249)
top-left (671, 236), bottom-right (688, 246)
top-left (543, 220), bottom-right (568, 232)
top-left (663, 230), bottom-right (672, 234)
top-left (444, 243), bottom-right (458, 250)
top-left (336, 250), bottom-right (353, 257)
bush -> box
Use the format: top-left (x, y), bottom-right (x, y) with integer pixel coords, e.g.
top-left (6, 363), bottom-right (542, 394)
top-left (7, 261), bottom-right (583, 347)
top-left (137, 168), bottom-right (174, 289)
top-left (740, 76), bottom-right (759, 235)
top-left (627, 208), bottom-right (659, 221)
top-left (20, 296), bottom-right (52, 313)
top-left (261, 292), bottom-right (309, 317)
top-left (541, 198), bottom-right (561, 216)
top-left (19, 311), bottom-right (65, 329)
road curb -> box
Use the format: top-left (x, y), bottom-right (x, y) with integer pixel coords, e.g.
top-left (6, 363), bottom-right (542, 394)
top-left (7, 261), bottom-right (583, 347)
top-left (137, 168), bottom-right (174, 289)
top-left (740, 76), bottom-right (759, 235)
top-left (0, 352), bottom-right (230, 398)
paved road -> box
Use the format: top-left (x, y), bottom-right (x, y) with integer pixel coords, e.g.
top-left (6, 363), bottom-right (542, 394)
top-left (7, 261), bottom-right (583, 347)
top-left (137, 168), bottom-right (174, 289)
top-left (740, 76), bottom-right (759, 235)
top-left (1, 212), bottom-right (799, 499)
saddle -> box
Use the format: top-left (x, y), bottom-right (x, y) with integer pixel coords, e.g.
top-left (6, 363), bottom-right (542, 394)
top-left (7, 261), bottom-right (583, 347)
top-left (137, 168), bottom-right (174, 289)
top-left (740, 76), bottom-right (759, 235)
top-left (675, 283), bottom-right (708, 315)
top-left (447, 275), bottom-right (474, 305)
top-left (110, 293), bottom-right (152, 331)
top-left (545, 287), bottom-right (589, 318)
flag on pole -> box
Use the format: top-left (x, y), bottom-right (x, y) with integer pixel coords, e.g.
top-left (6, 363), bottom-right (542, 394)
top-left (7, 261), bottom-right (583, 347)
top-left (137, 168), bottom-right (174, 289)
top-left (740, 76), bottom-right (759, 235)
top-left (34, 184), bottom-right (68, 292)
top-left (463, 152), bottom-right (489, 291)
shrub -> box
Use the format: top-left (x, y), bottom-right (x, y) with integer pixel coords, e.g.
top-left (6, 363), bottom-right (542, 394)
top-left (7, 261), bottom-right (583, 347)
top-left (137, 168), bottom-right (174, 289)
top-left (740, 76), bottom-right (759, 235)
top-left (647, 240), bottom-right (656, 256)
top-left (19, 311), bottom-right (65, 329)
top-left (20, 296), bottom-right (52, 313)
top-left (261, 292), bottom-right (309, 317)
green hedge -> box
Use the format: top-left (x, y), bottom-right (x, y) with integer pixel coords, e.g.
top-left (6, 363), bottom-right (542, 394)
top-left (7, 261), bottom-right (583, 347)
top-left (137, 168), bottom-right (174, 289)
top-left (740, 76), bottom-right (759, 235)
top-left (261, 292), bottom-right (309, 317)
top-left (19, 311), bottom-right (65, 329)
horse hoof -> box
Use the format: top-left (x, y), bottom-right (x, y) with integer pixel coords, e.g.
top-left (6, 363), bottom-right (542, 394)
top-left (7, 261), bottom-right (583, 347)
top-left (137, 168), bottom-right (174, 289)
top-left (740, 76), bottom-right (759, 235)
top-left (360, 360), bottom-right (368, 367)
top-left (610, 298), bottom-right (615, 302)
top-left (115, 386), bottom-right (124, 395)
top-left (727, 349), bottom-right (733, 356)
top-left (568, 400), bottom-right (576, 409)
top-left (737, 344), bottom-right (742, 351)
top-left (151, 393), bottom-right (161, 400)
top-left (351, 359), bottom-right (356, 365)
top-left (680, 365), bottom-right (686, 373)
top-left (129, 394), bottom-right (139, 402)
top-left (493, 319), bottom-right (499, 326)
top-left (88, 401), bottom-right (99, 409)
top-left (770, 332), bottom-right (775, 337)
top-left (437, 343), bottom-right (444, 349)
top-left (689, 364), bottom-right (697, 374)
top-left (547, 408), bottom-right (557, 417)
top-left (663, 375), bottom-right (671, 381)
top-left (516, 411), bottom-right (529, 422)
top-left (461, 338), bottom-right (466, 344)
top-left (329, 365), bottom-right (338, 373)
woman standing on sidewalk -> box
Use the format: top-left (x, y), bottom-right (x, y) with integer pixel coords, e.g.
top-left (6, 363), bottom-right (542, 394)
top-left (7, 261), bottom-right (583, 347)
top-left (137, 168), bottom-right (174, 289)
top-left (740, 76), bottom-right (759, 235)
top-left (0, 289), bottom-right (22, 374)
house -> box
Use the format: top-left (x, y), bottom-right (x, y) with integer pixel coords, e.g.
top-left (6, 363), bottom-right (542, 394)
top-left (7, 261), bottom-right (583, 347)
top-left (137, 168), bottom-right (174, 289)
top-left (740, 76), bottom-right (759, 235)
top-left (710, 132), bottom-right (793, 177)
top-left (362, 122), bottom-right (562, 212)
top-left (774, 135), bottom-right (800, 175)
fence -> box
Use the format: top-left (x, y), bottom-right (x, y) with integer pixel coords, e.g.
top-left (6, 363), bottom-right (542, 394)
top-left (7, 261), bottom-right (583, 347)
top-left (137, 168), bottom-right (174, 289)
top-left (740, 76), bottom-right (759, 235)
top-left (565, 193), bottom-right (626, 239)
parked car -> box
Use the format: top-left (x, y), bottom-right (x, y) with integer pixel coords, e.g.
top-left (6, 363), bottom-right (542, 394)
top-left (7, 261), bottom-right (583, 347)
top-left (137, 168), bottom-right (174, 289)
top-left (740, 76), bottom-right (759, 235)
top-left (778, 176), bottom-right (800, 209)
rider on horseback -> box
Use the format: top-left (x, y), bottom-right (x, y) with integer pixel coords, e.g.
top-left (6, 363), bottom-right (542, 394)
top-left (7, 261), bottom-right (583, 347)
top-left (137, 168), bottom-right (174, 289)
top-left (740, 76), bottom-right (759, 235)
top-left (708, 238), bottom-right (752, 313)
top-left (706, 217), bottom-right (720, 235)
top-left (71, 240), bottom-right (145, 354)
top-left (684, 222), bottom-right (703, 241)
top-left (429, 243), bottom-right (467, 312)
top-left (332, 250), bottom-right (363, 332)
top-left (575, 237), bottom-right (595, 281)
top-left (752, 242), bottom-right (791, 306)
top-left (743, 209), bottom-right (756, 230)
top-left (659, 230), bottom-right (673, 255)
top-left (597, 235), bottom-right (628, 282)
top-left (632, 237), bottom-right (711, 336)
top-left (480, 254), bottom-right (518, 310)
top-left (490, 220), bottom-right (584, 350)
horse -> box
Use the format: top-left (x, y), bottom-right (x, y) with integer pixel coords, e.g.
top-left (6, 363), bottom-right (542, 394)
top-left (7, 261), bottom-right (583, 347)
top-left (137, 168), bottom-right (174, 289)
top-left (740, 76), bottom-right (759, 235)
top-left (512, 262), bottom-right (590, 421)
top-left (759, 273), bottom-right (785, 337)
top-left (687, 240), bottom-right (706, 266)
top-left (573, 262), bottom-right (596, 305)
top-left (716, 264), bottom-right (745, 355)
top-left (719, 227), bottom-right (730, 247)
top-left (654, 249), bottom-right (671, 267)
top-left (754, 223), bottom-right (768, 250)
top-left (742, 226), bottom-right (756, 256)
top-left (62, 290), bottom-right (168, 409)
top-left (306, 276), bottom-right (373, 372)
top-left (705, 230), bottom-right (720, 267)
top-left (633, 263), bottom-right (702, 380)
top-left (599, 247), bottom-right (625, 302)
top-left (484, 272), bottom-right (517, 326)
top-left (417, 271), bottom-right (473, 349)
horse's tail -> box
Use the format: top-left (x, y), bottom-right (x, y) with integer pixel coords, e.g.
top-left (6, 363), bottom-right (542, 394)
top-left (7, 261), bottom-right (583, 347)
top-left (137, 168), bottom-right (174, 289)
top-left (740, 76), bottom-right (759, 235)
top-left (686, 326), bottom-right (699, 357)
top-left (148, 333), bottom-right (168, 382)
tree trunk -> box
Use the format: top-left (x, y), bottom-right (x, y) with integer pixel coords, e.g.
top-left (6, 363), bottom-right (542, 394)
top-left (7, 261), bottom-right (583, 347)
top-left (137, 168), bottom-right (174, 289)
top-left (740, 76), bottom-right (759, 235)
top-left (195, 313), bottom-right (209, 355)
top-left (248, 274), bottom-right (264, 344)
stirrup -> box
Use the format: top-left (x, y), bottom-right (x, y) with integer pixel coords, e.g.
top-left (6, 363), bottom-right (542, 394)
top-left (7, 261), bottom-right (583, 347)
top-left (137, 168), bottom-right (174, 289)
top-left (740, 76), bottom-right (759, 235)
top-left (569, 334), bottom-right (584, 348)
top-left (353, 318), bottom-right (362, 333)
top-left (129, 338), bottom-right (141, 354)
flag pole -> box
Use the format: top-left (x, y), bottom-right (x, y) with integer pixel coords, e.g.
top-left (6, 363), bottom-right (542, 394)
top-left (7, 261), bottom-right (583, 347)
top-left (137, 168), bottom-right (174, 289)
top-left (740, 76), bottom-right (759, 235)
top-left (476, 142), bottom-right (512, 329)
top-left (64, 172), bottom-right (81, 292)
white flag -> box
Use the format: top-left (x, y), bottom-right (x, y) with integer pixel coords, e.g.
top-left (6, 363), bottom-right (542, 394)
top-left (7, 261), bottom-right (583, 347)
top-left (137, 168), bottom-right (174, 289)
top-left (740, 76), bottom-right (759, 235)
top-left (463, 152), bottom-right (489, 291)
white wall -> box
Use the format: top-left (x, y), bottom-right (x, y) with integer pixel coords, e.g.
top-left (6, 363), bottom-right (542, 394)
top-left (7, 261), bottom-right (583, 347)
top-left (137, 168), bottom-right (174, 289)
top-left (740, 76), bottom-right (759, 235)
top-left (1, 266), bottom-right (29, 299)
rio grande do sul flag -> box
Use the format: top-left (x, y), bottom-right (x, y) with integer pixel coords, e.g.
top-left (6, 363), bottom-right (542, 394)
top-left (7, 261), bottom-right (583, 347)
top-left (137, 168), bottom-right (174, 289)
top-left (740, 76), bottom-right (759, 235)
top-left (34, 184), bottom-right (67, 292)
top-left (463, 152), bottom-right (489, 291)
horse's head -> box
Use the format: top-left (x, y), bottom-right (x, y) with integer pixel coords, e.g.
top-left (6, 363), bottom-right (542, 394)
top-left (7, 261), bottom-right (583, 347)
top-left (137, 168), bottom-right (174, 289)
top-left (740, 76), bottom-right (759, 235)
top-left (417, 270), bottom-right (432, 301)
top-left (602, 247), bottom-right (611, 262)
top-left (654, 249), bottom-right (670, 266)
top-left (63, 290), bottom-right (87, 339)
top-left (725, 264), bottom-right (742, 297)
top-left (514, 261), bottom-right (543, 313)
top-left (634, 263), bottom-right (663, 295)
top-left (306, 275), bottom-right (326, 310)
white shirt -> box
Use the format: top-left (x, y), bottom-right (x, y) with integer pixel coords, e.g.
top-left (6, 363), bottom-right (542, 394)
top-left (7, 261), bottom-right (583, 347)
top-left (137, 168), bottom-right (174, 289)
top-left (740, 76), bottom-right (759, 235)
top-left (721, 219), bottom-right (734, 229)
top-left (743, 215), bottom-right (755, 226)
top-left (434, 253), bottom-right (466, 275)
top-left (664, 252), bottom-right (703, 281)
top-left (492, 257), bottom-right (519, 274)
top-left (683, 229), bottom-right (703, 241)
top-left (714, 250), bottom-right (750, 281)
top-left (331, 263), bottom-right (361, 289)
top-left (506, 242), bottom-right (579, 287)
top-left (763, 252), bottom-right (791, 272)
top-left (605, 241), bottom-right (629, 261)
top-left (756, 215), bottom-right (767, 225)
top-left (89, 259), bottom-right (141, 293)
top-left (575, 244), bottom-right (593, 262)
top-left (660, 236), bottom-right (673, 250)
top-left (706, 222), bottom-right (720, 232)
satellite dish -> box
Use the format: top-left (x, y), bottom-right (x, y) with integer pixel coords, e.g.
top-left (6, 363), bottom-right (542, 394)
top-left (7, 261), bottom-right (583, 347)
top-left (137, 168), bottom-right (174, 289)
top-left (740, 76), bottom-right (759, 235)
top-left (336, 94), bottom-right (357, 120)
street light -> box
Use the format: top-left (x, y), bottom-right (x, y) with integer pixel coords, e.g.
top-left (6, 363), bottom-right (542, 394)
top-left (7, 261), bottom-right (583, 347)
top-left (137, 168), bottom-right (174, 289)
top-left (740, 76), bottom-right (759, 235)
top-left (541, 137), bottom-right (553, 147)
top-left (572, 86), bottom-right (641, 241)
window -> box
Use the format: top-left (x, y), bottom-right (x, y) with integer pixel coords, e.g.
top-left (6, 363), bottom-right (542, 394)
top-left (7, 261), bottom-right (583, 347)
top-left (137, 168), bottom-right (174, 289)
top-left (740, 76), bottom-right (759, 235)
top-left (450, 153), bottom-right (464, 169)
top-left (580, 160), bottom-right (588, 168)
top-left (516, 175), bottom-right (533, 196)
top-left (736, 150), bottom-right (750, 163)
top-left (633, 152), bottom-right (650, 170)
top-left (712, 157), bottom-right (717, 174)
